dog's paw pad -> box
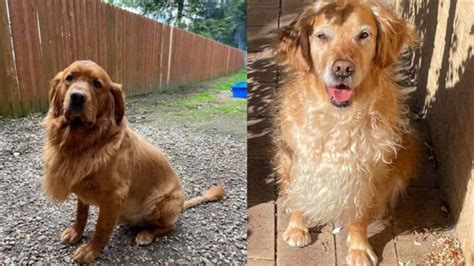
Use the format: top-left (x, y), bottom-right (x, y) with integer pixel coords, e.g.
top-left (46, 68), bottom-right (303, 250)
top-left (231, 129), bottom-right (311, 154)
top-left (136, 231), bottom-right (154, 246)
top-left (74, 243), bottom-right (100, 263)
top-left (346, 248), bottom-right (378, 266)
top-left (283, 227), bottom-right (311, 247)
top-left (61, 227), bottom-right (81, 244)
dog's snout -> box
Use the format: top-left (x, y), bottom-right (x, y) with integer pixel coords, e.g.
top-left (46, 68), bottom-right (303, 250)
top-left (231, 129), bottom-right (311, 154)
top-left (332, 60), bottom-right (355, 79)
top-left (70, 90), bottom-right (86, 107)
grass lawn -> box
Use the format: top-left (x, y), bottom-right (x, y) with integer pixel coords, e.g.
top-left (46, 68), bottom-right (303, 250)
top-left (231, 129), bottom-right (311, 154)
top-left (133, 69), bottom-right (247, 135)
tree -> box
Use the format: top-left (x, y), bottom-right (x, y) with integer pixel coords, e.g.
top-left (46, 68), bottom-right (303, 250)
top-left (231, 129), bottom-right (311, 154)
top-left (105, 0), bottom-right (246, 49)
top-left (190, 0), bottom-right (246, 49)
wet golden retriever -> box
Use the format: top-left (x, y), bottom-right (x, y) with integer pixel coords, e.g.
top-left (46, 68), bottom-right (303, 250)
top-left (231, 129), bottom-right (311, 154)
top-left (274, 1), bottom-right (419, 265)
top-left (42, 60), bottom-right (224, 262)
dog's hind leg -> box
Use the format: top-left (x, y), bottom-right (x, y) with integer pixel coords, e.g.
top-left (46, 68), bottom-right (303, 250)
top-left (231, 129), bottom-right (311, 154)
top-left (135, 224), bottom-right (176, 246)
top-left (135, 194), bottom-right (183, 246)
top-left (389, 132), bottom-right (421, 210)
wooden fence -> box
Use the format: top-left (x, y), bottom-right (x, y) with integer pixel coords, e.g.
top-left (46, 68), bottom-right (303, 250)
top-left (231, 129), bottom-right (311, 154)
top-left (0, 0), bottom-right (244, 117)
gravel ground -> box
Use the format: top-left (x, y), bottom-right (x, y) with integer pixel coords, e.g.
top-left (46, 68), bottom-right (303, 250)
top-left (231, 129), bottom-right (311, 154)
top-left (0, 90), bottom-right (247, 264)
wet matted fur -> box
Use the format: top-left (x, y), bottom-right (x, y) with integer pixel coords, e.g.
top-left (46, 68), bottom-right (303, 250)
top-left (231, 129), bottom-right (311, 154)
top-left (273, 1), bottom-right (420, 264)
top-left (42, 61), bottom-right (224, 263)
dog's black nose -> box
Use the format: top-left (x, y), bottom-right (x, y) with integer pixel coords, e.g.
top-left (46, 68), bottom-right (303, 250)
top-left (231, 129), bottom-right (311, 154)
top-left (70, 91), bottom-right (86, 107)
top-left (332, 60), bottom-right (355, 79)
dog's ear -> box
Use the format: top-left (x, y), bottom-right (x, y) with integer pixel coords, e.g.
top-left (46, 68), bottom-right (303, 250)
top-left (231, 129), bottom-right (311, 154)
top-left (276, 13), bottom-right (313, 72)
top-left (109, 82), bottom-right (125, 124)
top-left (48, 71), bottom-right (64, 117)
top-left (372, 3), bottom-right (419, 68)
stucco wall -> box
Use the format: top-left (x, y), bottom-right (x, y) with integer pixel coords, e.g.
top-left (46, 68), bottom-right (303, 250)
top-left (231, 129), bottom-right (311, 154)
top-left (395, 0), bottom-right (473, 261)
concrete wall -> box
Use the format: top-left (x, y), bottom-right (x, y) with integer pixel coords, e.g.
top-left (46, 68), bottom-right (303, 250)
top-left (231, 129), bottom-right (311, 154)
top-left (395, 0), bottom-right (473, 261)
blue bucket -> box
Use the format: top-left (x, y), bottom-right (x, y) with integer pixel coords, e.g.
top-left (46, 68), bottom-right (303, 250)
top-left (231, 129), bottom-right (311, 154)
top-left (231, 82), bottom-right (247, 99)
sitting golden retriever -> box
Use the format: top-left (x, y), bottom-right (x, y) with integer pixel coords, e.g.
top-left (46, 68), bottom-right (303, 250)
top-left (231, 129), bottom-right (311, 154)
top-left (42, 60), bottom-right (224, 263)
top-left (274, 1), bottom-right (419, 265)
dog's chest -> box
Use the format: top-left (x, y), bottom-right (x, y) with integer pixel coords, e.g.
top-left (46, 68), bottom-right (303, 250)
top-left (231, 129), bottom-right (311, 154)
top-left (282, 111), bottom-right (401, 224)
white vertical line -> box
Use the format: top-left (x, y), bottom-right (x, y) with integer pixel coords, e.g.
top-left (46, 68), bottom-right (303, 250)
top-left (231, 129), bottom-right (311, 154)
top-left (226, 48), bottom-right (230, 73)
top-left (166, 26), bottom-right (173, 87)
top-left (4, 0), bottom-right (22, 113)
top-left (159, 25), bottom-right (163, 89)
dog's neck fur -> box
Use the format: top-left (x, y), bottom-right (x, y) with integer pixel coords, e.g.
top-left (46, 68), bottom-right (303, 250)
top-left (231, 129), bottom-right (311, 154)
top-left (42, 113), bottom-right (126, 202)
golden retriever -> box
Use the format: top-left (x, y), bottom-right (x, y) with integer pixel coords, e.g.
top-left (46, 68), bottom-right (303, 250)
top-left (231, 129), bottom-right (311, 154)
top-left (274, 1), bottom-right (419, 265)
top-left (42, 60), bottom-right (224, 262)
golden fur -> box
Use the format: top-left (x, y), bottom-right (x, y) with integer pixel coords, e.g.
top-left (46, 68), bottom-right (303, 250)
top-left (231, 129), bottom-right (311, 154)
top-left (42, 60), bottom-right (224, 263)
top-left (273, 1), bottom-right (420, 264)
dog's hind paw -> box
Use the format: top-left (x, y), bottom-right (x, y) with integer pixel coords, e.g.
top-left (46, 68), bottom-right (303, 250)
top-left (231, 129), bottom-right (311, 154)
top-left (283, 227), bottom-right (311, 247)
top-left (135, 230), bottom-right (154, 246)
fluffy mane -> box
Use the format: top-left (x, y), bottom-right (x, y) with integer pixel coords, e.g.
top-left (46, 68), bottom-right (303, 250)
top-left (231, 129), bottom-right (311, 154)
top-left (42, 114), bottom-right (125, 202)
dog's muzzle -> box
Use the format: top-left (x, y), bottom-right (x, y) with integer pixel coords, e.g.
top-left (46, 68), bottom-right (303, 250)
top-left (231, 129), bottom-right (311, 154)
top-left (69, 90), bottom-right (86, 109)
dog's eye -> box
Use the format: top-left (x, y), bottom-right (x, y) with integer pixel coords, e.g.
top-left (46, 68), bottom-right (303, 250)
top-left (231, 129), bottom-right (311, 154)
top-left (65, 74), bottom-right (74, 82)
top-left (359, 31), bottom-right (370, 40)
top-left (316, 33), bottom-right (328, 40)
top-left (93, 80), bottom-right (102, 89)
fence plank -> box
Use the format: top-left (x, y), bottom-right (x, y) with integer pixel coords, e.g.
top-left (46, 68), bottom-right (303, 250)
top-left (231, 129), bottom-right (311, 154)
top-left (106, 4), bottom-right (117, 81)
top-left (0, 0), bottom-right (244, 117)
top-left (97, 1), bottom-right (107, 71)
top-left (61, 0), bottom-right (72, 65)
top-left (8, 0), bottom-right (30, 114)
top-left (25, 0), bottom-right (47, 110)
top-left (0, 0), bottom-right (20, 116)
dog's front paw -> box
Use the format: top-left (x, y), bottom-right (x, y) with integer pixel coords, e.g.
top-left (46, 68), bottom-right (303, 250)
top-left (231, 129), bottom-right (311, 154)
top-left (135, 230), bottom-right (154, 246)
top-left (346, 247), bottom-right (378, 266)
top-left (61, 227), bottom-right (82, 244)
top-left (283, 227), bottom-right (311, 247)
top-left (74, 243), bottom-right (101, 263)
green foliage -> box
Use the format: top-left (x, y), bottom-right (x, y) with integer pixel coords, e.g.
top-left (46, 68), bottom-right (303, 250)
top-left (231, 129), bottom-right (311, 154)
top-left (105, 0), bottom-right (246, 49)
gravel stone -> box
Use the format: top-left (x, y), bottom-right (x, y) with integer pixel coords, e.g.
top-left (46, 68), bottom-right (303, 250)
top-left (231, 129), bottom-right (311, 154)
top-left (0, 91), bottom-right (246, 264)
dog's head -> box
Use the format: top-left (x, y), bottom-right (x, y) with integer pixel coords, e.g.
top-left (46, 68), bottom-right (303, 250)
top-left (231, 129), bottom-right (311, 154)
top-left (277, 1), bottom-right (417, 108)
top-left (48, 60), bottom-right (125, 127)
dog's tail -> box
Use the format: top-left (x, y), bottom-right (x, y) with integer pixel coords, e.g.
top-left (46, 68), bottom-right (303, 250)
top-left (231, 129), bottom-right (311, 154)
top-left (183, 186), bottom-right (225, 210)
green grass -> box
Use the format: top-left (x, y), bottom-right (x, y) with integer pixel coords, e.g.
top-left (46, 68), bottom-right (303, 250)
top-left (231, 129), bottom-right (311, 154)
top-left (140, 69), bottom-right (247, 126)
top-left (213, 69), bottom-right (247, 92)
top-left (168, 69), bottom-right (245, 112)
top-left (172, 90), bottom-right (217, 108)
top-left (158, 68), bottom-right (246, 95)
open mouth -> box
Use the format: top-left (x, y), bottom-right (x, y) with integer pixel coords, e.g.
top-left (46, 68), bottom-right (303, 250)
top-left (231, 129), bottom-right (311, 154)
top-left (326, 84), bottom-right (353, 108)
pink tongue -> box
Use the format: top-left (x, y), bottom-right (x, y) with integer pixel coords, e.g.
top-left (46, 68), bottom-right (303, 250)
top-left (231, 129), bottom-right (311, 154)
top-left (328, 86), bottom-right (353, 102)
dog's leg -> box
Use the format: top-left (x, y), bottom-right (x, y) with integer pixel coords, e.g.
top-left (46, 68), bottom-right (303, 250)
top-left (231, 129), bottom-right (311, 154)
top-left (136, 224), bottom-right (176, 246)
top-left (283, 210), bottom-right (311, 247)
top-left (274, 141), bottom-right (293, 193)
top-left (74, 201), bottom-right (120, 263)
top-left (346, 218), bottom-right (378, 266)
top-left (61, 199), bottom-right (89, 244)
top-left (135, 196), bottom-right (181, 246)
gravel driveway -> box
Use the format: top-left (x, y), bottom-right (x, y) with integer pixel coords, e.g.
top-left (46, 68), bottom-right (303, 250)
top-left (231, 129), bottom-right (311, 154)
top-left (0, 89), bottom-right (247, 264)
